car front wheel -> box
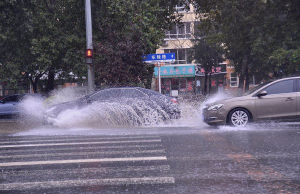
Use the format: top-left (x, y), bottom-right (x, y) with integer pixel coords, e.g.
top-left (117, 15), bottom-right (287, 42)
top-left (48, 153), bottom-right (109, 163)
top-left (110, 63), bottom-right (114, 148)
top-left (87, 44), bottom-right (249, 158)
top-left (228, 108), bottom-right (250, 127)
top-left (142, 109), bottom-right (159, 126)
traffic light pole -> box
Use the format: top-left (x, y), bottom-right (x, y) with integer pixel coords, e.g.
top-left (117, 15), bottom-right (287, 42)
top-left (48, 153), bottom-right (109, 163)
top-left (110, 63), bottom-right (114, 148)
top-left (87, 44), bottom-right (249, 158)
top-left (85, 0), bottom-right (94, 94)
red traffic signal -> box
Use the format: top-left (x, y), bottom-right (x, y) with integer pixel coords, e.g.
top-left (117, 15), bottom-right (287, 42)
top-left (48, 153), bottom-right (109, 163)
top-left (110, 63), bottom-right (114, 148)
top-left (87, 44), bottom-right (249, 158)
top-left (86, 49), bottom-right (93, 57)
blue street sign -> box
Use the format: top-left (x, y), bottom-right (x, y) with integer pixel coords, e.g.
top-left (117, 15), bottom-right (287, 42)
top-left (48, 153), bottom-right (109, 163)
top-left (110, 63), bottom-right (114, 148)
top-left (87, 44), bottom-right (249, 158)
top-left (142, 53), bottom-right (176, 63)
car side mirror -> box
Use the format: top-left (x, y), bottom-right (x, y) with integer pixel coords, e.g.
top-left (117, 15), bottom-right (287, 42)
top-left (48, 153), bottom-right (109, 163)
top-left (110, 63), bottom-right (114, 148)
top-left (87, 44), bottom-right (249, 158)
top-left (257, 90), bottom-right (267, 97)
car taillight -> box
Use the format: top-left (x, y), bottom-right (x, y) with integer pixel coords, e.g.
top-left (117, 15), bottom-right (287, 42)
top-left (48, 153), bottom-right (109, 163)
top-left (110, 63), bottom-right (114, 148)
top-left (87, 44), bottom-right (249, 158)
top-left (171, 98), bottom-right (178, 104)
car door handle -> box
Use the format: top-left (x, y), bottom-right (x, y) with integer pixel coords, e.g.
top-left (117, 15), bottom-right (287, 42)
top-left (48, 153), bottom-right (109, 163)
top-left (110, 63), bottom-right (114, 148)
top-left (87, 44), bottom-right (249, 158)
top-left (286, 97), bottom-right (295, 101)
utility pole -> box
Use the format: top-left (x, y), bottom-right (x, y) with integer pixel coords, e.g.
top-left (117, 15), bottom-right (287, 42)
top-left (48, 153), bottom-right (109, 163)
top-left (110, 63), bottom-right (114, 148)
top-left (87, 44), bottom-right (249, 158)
top-left (85, 0), bottom-right (94, 94)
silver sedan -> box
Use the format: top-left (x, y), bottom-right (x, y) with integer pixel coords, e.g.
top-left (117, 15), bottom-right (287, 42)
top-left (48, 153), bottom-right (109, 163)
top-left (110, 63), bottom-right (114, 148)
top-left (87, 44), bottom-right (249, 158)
top-left (203, 77), bottom-right (300, 127)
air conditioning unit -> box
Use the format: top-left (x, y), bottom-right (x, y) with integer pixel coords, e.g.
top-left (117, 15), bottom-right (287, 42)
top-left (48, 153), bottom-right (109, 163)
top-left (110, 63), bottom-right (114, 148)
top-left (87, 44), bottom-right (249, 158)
top-left (161, 40), bottom-right (169, 46)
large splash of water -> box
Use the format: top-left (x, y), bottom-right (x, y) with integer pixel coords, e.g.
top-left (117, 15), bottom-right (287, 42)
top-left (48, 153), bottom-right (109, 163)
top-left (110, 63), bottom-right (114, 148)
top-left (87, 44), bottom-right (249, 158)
top-left (18, 88), bottom-right (236, 130)
top-left (16, 88), bottom-right (291, 136)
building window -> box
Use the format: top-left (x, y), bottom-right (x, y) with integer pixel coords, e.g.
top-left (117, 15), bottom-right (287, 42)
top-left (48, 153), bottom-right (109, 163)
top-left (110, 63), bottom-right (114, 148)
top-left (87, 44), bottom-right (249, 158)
top-left (249, 75), bottom-right (259, 85)
top-left (164, 49), bottom-right (192, 64)
top-left (230, 73), bottom-right (239, 87)
top-left (165, 22), bottom-right (191, 39)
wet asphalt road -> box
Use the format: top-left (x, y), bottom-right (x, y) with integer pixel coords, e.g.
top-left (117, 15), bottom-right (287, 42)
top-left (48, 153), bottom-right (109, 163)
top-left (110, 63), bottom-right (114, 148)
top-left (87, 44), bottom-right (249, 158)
top-left (0, 120), bottom-right (300, 193)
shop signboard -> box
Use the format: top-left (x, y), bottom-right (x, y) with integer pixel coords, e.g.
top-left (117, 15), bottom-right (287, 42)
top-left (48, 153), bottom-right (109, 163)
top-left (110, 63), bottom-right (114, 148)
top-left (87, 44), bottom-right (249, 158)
top-left (154, 66), bottom-right (195, 78)
top-left (195, 63), bottom-right (227, 76)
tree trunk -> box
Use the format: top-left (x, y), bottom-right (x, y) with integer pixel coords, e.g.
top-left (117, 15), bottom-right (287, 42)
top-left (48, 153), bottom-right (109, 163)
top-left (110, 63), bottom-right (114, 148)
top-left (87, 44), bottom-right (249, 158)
top-left (245, 64), bottom-right (249, 92)
top-left (208, 72), bottom-right (212, 95)
top-left (204, 72), bottom-right (208, 96)
top-left (32, 77), bottom-right (39, 93)
top-left (237, 72), bottom-right (244, 96)
top-left (237, 55), bottom-right (248, 96)
top-left (46, 67), bottom-right (55, 93)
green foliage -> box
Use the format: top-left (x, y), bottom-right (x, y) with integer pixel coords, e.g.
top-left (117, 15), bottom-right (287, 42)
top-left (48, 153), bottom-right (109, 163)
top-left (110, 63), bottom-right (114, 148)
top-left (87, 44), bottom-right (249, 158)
top-left (0, 0), bottom-right (87, 93)
top-left (192, 0), bottom-right (300, 90)
top-left (92, 0), bottom-right (183, 88)
top-left (0, 0), bottom-right (184, 92)
top-left (191, 37), bottom-right (224, 95)
top-left (268, 48), bottom-right (300, 77)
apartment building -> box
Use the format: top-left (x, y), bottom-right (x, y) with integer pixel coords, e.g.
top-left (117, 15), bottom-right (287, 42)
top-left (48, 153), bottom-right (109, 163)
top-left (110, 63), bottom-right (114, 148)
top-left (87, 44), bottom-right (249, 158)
top-left (153, 4), bottom-right (230, 97)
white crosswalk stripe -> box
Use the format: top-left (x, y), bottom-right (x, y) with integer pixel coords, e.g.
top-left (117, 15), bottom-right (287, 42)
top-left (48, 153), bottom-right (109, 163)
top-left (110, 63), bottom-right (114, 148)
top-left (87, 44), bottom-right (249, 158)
top-left (0, 139), bottom-right (162, 148)
top-left (0, 177), bottom-right (175, 190)
top-left (0, 135), bottom-right (174, 191)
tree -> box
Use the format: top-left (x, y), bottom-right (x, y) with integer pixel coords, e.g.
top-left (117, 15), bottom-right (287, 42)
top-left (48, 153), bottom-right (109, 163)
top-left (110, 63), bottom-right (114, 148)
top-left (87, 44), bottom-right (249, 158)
top-left (91, 0), bottom-right (185, 88)
top-left (1, 0), bottom-right (187, 93)
top-left (192, 0), bottom-right (300, 94)
top-left (191, 37), bottom-right (224, 95)
top-left (260, 0), bottom-right (300, 78)
top-left (192, 0), bottom-right (262, 94)
top-left (0, 0), bottom-right (87, 93)
top-left (94, 22), bottom-right (153, 88)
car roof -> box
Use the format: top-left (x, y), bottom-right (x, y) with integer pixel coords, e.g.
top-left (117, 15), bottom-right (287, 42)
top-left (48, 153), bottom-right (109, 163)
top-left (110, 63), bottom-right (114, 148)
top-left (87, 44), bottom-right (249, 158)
top-left (244, 76), bottom-right (300, 96)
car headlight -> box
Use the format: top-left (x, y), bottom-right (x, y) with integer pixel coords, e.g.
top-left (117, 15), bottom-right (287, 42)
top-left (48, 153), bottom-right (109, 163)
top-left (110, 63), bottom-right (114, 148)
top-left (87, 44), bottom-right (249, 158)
top-left (208, 104), bottom-right (224, 111)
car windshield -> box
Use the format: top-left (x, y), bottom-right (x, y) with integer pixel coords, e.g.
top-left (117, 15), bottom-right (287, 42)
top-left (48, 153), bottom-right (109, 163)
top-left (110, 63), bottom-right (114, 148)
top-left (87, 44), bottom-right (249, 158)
top-left (87, 88), bottom-right (150, 101)
top-left (243, 81), bottom-right (273, 96)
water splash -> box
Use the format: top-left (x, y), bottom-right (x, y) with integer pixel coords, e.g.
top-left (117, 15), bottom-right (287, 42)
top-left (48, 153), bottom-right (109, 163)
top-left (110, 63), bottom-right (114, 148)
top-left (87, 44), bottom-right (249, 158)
top-left (204, 91), bottom-right (235, 105)
top-left (44, 87), bottom-right (87, 106)
top-left (51, 101), bottom-right (142, 128)
top-left (17, 88), bottom-right (235, 130)
top-left (19, 95), bottom-right (46, 122)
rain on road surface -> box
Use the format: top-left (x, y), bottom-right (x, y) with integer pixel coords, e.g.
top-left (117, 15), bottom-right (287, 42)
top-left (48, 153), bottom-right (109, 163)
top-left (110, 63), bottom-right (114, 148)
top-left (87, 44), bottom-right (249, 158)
top-left (0, 93), bottom-right (300, 193)
top-left (0, 120), bottom-right (300, 193)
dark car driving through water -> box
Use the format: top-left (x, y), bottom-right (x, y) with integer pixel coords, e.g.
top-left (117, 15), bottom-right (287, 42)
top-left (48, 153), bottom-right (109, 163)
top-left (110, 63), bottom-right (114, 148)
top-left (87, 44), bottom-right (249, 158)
top-left (203, 76), bottom-right (300, 127)
top-left (44, 87), bottom-right (181, 126)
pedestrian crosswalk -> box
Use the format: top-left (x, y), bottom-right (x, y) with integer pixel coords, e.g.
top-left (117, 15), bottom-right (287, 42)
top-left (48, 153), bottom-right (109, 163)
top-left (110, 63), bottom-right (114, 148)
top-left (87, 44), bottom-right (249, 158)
top-left (0, 135), bottom-right (174, 192)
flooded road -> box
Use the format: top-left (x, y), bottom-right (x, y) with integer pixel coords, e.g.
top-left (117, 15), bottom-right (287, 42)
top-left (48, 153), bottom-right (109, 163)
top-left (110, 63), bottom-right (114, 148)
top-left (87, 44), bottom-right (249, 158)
top-left (1, 119), bottom-right (300, 193)
top-left (1, 92), bottom-right (300, 193)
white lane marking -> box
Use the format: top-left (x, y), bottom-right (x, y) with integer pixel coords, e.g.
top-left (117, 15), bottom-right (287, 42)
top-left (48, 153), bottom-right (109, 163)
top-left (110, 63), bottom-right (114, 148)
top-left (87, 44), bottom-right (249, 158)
top-left (0, 144), bottom-right (163, 154)
top-left (0, 149), bottom-right (166, 159)
top-left (0, 139), bottom-right (161, 148)
top-left (2, 165), bottom-right (171, 177)
top-left (0, 177), bottom-right (175, 190)
top-left (0, 136), bottom-right (161, 144)
top-left (0, 156), bottom-right (167, 167)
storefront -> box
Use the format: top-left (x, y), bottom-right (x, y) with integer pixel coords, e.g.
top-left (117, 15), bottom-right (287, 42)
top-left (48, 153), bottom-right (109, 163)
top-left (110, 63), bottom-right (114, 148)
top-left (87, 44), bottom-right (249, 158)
top-left (195, 63), bottom-right (227, 94)
top-left (154, 65), bottom-right (201, 96)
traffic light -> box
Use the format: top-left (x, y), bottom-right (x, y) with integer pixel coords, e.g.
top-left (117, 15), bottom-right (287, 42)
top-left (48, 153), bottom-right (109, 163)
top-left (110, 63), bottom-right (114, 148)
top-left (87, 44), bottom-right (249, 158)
top-left (86, 49), bottom-right (93, 64)
top-left (86, 49), bottom-right (93, 57)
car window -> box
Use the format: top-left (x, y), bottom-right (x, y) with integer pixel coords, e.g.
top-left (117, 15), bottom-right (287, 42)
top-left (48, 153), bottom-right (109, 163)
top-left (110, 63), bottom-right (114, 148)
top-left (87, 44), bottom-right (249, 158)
top-left (2, 95), bottom-right (19, 103)
top-left (138, 88), bottom-right (160, 97)
top-left (244, 81), bottom-right (273, 96)
top-left (89, 89), bottom-right (122, 101)
top-left (121, 89), bottom-right (148, 98)
top-left (264, 79), bottom-right (294, 95)
top-left (297, 79), bottom-right (300, 92)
